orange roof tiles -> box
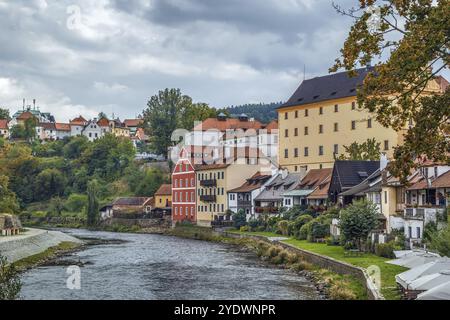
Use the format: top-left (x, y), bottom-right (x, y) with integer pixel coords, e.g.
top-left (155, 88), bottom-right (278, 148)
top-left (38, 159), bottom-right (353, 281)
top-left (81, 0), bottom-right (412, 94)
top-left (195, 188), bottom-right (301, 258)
top-left (0, 119), bottom-right (8, 129)
top-left (193, 117), bottom-right (264, 132)
top-left (17, 111), bottom-right (34, 120)
top-left (124, 119), bottom-right (143, 127)
top-left (97, 117), bottom-right (110, 127)
top-left (70, 116), bottom-right (87, 125)
top-left (55, 123), bottom-right (71, 131)
top-left (155, 184), bottom-right (172, 196)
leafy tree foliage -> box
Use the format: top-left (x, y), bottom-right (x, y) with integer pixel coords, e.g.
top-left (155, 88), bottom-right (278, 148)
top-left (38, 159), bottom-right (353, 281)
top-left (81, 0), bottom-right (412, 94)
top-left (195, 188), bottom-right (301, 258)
top-left (0, 175), bottom-right (20, 214)
top-left (339, 200), bottom-right (379, 251)
top-left (0, 108), bottom-right (10, 120)
top-left (178, 102), bottom-right (218, 130)
top-left (332, 0), bottom-right (449, 182)
top-left (35, 168), bottom-right (66, 201)
top-left (0, 255), bottom-right (22, 300)
top-left (429, 224), bottom-right (450, 257)
top-left (232, 209), bottom-right (247, 229)
top-left (86, 179), bottom-right (99, 226)
top-left (133, 168), bottom-right (167, 197)
top-left (338, 138), bottom-right (381, 160)
top-left (225, 102), bottom-right (282, 123)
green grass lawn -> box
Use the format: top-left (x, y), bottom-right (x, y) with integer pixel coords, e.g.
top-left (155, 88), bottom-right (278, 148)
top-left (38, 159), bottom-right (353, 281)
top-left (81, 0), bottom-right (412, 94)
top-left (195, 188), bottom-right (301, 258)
top-left (228, 229), bottom-right (407, 300)
top-left (282, 239), bottom-right (407, 300)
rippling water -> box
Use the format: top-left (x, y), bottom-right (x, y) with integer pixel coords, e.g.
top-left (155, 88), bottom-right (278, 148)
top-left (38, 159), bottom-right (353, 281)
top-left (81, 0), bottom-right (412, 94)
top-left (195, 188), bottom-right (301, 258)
top-left (20, 229), bottom-right (320, 300)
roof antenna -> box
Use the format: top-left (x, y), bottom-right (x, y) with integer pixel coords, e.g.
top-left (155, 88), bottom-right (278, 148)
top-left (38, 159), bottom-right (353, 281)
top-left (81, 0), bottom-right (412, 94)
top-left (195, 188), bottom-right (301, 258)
top-left (303, 64), bottom-right (306, 81)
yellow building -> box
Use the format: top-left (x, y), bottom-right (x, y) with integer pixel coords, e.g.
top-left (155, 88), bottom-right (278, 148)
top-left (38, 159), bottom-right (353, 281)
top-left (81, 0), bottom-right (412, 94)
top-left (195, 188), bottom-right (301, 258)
top-left (113, 126), bottom-right (131, 138)
top-left (277, 68), bottom-right (443, 172)
top-left (154, 184), bottom-right (172, 208)
top-left (195, 160), bottom-right (264, 227)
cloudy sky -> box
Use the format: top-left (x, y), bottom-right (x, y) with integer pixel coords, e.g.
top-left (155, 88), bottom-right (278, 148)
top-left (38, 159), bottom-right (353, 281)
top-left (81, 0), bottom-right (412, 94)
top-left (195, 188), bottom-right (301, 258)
top-left (1, 0), bottom-right (445, 122)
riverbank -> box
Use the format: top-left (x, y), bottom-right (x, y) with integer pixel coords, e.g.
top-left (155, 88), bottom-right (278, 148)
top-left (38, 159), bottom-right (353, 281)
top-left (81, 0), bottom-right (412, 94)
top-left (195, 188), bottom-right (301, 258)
top-left (0, 228), bottom-right (83, 264)
top-left (166, 225), bottom-right (367, 300)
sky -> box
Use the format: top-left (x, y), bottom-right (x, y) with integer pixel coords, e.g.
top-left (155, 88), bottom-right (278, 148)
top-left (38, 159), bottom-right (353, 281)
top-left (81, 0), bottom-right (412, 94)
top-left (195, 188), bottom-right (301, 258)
top-left (0, 0), bottom-right (447, 123)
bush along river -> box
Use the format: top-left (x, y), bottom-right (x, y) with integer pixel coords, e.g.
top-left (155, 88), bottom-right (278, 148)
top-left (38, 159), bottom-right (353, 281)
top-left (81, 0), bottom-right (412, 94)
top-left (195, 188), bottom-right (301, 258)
top-left (19, 229), bottom-right (321, 300)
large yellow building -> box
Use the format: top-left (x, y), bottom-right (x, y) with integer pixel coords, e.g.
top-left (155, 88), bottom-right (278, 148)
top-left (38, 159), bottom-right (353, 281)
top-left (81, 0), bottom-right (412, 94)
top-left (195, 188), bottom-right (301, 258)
top-left (277, 67), bottom-right (443, 172)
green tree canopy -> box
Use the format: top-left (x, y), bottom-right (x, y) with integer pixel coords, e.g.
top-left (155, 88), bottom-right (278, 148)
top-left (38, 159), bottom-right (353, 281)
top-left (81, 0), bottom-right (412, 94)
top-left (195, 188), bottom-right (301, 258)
top-left (338, 138), bottom-right (381, 160)
top-left (0, 108), bottom-right (10, 120)
top-left (332, 0), bottom-right (449, 182)
top-left (0, 175), bottom-right (20, 214)
top-left (0, 255), bottom-right (22, 300)
top-left (339, 200), bottom-right (379, 251)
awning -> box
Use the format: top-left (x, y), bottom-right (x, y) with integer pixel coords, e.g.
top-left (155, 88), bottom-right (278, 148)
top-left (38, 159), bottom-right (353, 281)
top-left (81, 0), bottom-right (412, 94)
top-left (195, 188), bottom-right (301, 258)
top-left (395, 258), bottom-right (450, 289)
top-left (416, 281), bottom-right (450, 300)
top-left (409, 270), bottom-right (450, 291)
top-left (388, 251), bottom-right (441, 269)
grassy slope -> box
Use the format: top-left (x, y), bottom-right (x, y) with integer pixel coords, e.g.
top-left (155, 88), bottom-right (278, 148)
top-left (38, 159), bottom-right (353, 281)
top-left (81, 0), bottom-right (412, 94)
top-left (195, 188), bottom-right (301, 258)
top-left (230, 230), bottom-right (406, 300)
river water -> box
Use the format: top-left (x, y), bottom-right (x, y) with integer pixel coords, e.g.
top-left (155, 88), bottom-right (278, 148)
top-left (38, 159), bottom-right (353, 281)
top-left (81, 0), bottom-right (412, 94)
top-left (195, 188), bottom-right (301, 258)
top-left (20, 229), bottom-right (320, 300)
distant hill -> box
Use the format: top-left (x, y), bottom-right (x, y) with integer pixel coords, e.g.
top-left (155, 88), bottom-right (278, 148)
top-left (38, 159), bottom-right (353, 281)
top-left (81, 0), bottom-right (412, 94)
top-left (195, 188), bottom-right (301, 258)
top-left (225, 102), bottom-right (283, 124)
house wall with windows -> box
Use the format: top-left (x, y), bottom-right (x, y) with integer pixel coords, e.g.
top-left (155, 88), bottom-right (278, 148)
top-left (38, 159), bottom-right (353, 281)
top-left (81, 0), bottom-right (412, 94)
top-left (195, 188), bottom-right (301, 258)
top-left (172, 157), bottom-right (196, 223)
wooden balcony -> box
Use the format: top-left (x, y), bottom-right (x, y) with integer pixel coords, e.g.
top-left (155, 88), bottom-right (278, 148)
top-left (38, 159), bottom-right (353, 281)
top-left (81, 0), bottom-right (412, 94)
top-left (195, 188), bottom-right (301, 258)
top-left (200, 179), bottom-right (217, 187)
top-left (200, 195), bottom-right (217, 202)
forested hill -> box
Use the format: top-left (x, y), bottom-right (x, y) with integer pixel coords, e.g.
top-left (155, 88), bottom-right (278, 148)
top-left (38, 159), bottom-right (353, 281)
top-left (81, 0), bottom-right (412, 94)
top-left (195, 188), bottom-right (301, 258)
top-left (225, 102), bottom-right (283, 124)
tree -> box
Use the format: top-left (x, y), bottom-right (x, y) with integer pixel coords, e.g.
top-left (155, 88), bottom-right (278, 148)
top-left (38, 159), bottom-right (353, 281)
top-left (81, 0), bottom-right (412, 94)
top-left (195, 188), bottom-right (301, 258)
top-left (9, 125), bottom-right (26, 140)
top-left (23, 117), bottom-right (37, 142)
top-left (332, 0), bottom-right (449, 182)
top-left (0, 255), bottom-right (22, 300)
top-left (49, 197), bottom-right (65, 216)
top-left (339, 200), bottom-right (379, 251)
top-left (0, 108), bottom-right (10, 120)
top-left (34, 168), bottom-right (66, 201)
top-left (338, 138), bottom-right (381, 160)
top-left (63, 136), bottom-right (89, 159)
top-left (133, 168), bottom-right (167, 197)
top-left (86, 179), bottom-right (99, 226)
top-left (0, 175), bottom-right (20, 214)
top-left (178, 102), bottom-right (217, 131)
top-left (232, 209), bottom-right (247, 229)
top-left (429, 224), bottom-right (450, 257)
top-left (143, 88), bottom-right (192, 157)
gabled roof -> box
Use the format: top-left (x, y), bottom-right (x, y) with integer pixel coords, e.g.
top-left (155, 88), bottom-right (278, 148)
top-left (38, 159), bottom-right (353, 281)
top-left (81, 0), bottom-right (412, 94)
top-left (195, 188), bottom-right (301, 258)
top-left (263, 120), bottom-right (278, 133)
top-left (155, 184), bottom-right (172, 196)
top-left (39, 122), bottom-right (56, 130)
top-left (279, 67), bottom-right (373, 109)
top-left (70, 116), bottom-right (87, 125)
top-left (228, 172), bottom-right (272, 193)
top-left (297, 168), bottom-right (332, 190)
top-left (16, 111), bottom-right (35, 120)
top-left (97, 117), bottom-right (110, 127)
top-left (55, 123), bottom-right (71, 131)
top-left (113, 197), bottom-right (152, 206)
top-left (124, 119), bottom-right (143, 127)
top-left (0, 119), bottom-right (8, 129)
top-left (332, 160), bottom-right (380, 190)
top-left (340, 169), bottom-right (382, 196)
top-left (408, 170), bottom-right (450, 190)
top-left (255, 172), bottom-right (302, 202)
top-left (307, 175), bottom-right (331, 199)
top-left (193, 117), bottom-right (264, 132)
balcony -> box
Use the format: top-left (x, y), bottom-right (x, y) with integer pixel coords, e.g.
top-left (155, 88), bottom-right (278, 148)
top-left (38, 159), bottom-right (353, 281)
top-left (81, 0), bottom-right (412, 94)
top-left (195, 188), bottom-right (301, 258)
top-left (200, 195), bottom-right (216, 202)
top-left (255, 206), bottom-right (279, 214)
top-left (237, 200), bottom-right (252, 207)
top-left (404, 206), bottom-right (446, 222)
top-left (200, 179), bottom-right (217, 187)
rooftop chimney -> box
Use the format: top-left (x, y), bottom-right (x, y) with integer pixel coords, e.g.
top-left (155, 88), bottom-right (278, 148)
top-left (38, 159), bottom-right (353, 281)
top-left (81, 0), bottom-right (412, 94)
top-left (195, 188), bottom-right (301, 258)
top-left (33, 99), bottom-right (36, 110)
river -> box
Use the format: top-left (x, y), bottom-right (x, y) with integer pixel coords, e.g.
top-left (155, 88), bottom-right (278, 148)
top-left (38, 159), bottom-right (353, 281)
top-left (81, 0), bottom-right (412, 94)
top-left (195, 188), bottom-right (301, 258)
top-left (20, 229), bottom-right (320, 300)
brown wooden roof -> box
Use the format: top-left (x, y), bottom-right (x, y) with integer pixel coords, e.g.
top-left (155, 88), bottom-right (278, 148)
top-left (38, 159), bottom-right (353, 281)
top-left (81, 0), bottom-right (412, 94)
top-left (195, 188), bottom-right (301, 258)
top-left (228, 172), bottom-right (272, 193)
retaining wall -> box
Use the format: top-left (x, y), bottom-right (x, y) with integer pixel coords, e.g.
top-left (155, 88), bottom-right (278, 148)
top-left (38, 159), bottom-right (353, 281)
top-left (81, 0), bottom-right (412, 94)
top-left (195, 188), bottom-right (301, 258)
top-left (220, 231), bottom-right (384, 300)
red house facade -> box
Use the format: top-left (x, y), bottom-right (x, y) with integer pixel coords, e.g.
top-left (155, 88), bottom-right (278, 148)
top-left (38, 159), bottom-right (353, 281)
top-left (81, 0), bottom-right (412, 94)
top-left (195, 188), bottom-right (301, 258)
top-left (172, 148), bottom-right (197, 223)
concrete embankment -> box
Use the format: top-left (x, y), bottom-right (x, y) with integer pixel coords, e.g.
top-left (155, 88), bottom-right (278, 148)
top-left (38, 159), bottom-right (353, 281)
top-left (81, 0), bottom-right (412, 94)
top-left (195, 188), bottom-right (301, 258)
top-left (0, 228), bottom-right (83, 263)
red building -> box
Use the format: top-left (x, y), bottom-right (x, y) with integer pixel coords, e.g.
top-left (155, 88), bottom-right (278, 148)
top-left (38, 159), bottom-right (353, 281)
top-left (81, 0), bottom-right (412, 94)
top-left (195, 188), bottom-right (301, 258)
top-left (172, 148), bottom-right (197, 223)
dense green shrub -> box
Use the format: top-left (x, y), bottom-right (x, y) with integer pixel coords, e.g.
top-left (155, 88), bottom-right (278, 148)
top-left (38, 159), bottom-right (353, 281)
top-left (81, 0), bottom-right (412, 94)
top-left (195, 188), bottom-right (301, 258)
top-left (232, 209), bottom-right (247, 229)
top-left (375, 241), bottom-right (396, 258)
top-left (64, 194), bottom-right (88, 213)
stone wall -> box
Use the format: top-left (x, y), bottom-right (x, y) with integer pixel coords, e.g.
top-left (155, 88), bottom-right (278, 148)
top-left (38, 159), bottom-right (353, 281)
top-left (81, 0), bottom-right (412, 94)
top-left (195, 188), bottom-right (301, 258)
top-left (219, 231), bottom-right (384, 300)
top-left (102, 216), bottom-right (171, 229)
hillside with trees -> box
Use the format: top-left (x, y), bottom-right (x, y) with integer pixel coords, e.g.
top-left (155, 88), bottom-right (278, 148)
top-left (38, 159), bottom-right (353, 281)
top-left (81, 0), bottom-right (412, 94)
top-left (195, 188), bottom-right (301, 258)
top-left (225, 102), bottom-right (283, 124)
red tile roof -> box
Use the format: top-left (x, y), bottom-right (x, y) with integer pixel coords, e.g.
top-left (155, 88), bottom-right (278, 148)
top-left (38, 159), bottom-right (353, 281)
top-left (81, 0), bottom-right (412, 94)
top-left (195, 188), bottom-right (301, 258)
top-left (263, 120), bottom-right (278, 133)
top-left (124, 119), bottom-right (143, 127)
top-left (307, 175), bottom-right (332, 199)
top-left (97, 117), bottom-right (110, 127)
top-left (70, 116), bottom-right (87, 125)
top-left (228, 172), bottom-right (272, 193)
top-left (298, 168), bottom-right (332, 189)
top-left (193, 117), bottom-right (264, 132)
top-left (17, 111), bottom-right (35, 120)
top-left (55, 123), bottom-right (71, 131)
top-left (0, 119), bottom-right (8, 129)
top-left (39, 122), bottom-right (56, 130)
top-left (155, 184), bottom-right (172, 196)
top-left (432, 170), bottom-right (450, 188)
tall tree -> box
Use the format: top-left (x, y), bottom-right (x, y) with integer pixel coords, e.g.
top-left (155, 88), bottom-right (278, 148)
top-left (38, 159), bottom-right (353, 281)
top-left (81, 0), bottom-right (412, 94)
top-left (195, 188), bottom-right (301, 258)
top-left (0, 108), bottom-right (10, 120)
top-left (332, 0), bottom-right (449, 182)
top-left (143, 89), bottom-right (192, 157)
top-left (86, 179), bottom-right (99, 226)
top-left (338, 138), bottom-right (381, 160)
top-left (0, 175), bottom-right (20, 214)
top-left (178, 102), bottom-right (217, 131)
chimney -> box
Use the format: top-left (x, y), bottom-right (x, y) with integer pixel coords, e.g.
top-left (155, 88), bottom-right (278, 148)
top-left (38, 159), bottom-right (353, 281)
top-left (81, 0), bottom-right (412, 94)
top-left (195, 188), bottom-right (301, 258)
top-left (33, 99), bottom-right (36, 110)
top-left (380, 153), bottom-right (388, 171)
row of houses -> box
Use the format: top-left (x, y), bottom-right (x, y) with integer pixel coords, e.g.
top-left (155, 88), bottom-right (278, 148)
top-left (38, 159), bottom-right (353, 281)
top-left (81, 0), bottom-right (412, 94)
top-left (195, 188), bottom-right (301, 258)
top-left (0, 101), bottom-right (146, 144)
